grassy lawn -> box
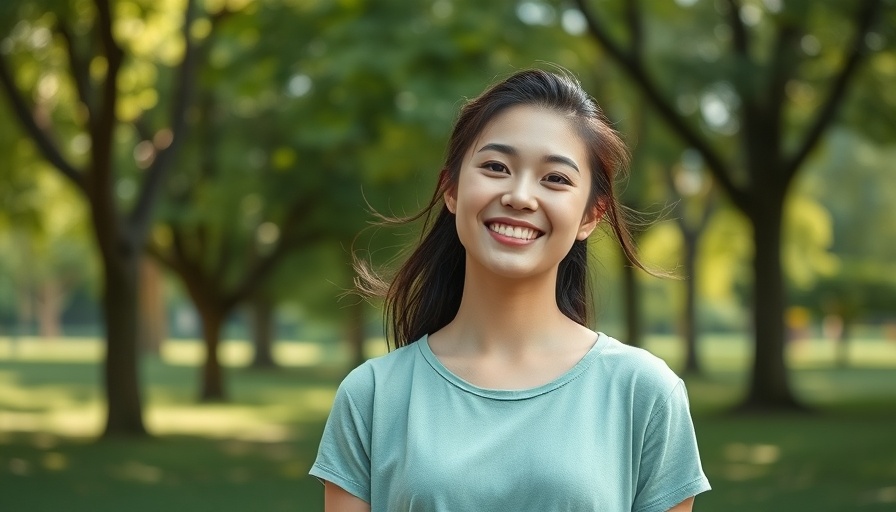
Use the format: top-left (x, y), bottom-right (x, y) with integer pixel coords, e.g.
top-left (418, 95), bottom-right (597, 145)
top-left (1, 334), bottom-right (895, 511)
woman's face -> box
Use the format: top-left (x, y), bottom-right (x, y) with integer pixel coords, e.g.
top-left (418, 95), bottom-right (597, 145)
top-left (445, 104), bottom-right (598, 281)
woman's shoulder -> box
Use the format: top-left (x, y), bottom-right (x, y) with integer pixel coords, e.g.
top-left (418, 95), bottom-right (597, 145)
top-left (594, 333), bottom-right (684, 396)
top-left (336, 340), bottom-right (424, 395)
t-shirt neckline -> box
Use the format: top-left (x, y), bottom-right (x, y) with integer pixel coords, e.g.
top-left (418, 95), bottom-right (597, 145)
top-left (417, 332), bottom-right (609, 401)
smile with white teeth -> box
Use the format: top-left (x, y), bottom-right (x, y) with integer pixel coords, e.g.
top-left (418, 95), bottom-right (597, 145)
top-left (488, 222), bottom-right (541, 241)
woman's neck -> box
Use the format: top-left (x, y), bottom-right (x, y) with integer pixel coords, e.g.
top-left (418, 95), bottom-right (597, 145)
top-left (436, 260), bottom-right (578, 356)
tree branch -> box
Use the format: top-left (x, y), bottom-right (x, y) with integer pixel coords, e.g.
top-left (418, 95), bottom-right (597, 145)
top-left (726, 0), bottom-right (749, 56)
top-left (223, 229), bottom-right (324, 313)
top-left (128, 0), bottom-right (200, 245)
top-left (159, 223), bottom-right (220, 313)
top-left (56, 20), bottom-right (94, 117)
top-left (782, 0), bottom-right (882, 184)
top-left (574, 0), bottom-right (749, 210)
top-left (223, 199), bottom-right (322, 312)
top-left (145, 239), bottom-right (183, 275)
top-left (212, 227), bottom-right (235, 285)
top-left (624, 0), bottom-right (643, 62)
top-left (734, 21), bottom-right (799, 183)
top-left (0, 53), bottom-right (86, 194)
top-left (88, 0), bottom-right (125, 204)
top-left (169, 223), bottom-right (210, 290)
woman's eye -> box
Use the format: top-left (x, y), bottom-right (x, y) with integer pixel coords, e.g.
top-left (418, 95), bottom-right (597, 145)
top-left (545, 173), bottom-right (572, 185)
top-left (483, 162), bottom-right (508, 173)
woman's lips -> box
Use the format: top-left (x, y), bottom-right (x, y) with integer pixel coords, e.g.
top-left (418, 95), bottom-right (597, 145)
top-left (487, 222), bottom-right (541, 241)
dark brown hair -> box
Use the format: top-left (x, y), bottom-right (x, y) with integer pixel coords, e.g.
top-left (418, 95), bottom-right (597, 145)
top-left (356, 68), bottom-right (644, 349)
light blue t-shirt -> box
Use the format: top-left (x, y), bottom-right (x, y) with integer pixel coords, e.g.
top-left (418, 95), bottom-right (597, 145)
top-left (310, 333), bottom-right (710, 511)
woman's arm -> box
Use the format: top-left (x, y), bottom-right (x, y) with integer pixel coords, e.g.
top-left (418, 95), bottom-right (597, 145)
top-left (324, 481), bottom-right (370, 512)
top-left (668, 497), bottom-right (695, 511)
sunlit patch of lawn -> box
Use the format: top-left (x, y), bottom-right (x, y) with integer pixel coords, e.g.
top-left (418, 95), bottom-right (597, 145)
top-left (0, 340), bottom-right (342, 439)
top-left (0, 337), bottom-right (342, 511)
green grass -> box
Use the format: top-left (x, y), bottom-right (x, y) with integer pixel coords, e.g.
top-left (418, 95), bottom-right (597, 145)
top-left (1, 334), bottom-right (896, 511)
top-left (695, 409), bottom-right (896, 511)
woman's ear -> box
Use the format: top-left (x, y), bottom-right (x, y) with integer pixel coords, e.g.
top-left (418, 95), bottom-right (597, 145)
top-left (444, 188), bottom-right (457, 214)
top-left (440, 168), bottom-right (457, 214)
top-left (577, 199), bottom-right (608, 240)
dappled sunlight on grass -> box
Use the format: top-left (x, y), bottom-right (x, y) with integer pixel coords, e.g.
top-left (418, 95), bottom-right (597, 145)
top-left (0, 337), bottom-right (105, 361)
top-left (0, 337), bottom-right (346, 442)
top-left (144, 388), bottom-right (335, 442)
top-left (646, 333), bottom-right (753, 372)
top-left (0, 365), bottom-right (106, 436)
top-left (786, 337), bottom-right (896, 369)
top-left (644, 333), bottom-right (896, 373)
top-left (795, 368), bottom-right (896, 410)
top-left (0, 379), bottom-right (99, 412)
top-left (724, 442), bottom-right (781, 465)
top-left (159, 338), bottom-right (389, 367)
top-left (0, 380), bottom-right (335, 441)
top-left (146, 405), bottom-right (293, 442)
top-left (863, 486), bottom-right (896, 506)
top-left (0, 337), bottom-right (355, 368)
top-left (695, 411), bottom-right (896, 510)
top-left (0, 405), bottom-right (105, 437)
top-left (719, 443), bottom-right (780, 481)
top-left (114, 460), bottom-right (164, 484)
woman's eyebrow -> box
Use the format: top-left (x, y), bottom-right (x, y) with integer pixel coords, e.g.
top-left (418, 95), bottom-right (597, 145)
top-left (477, 142), bottom-right (518, 156)
top-left (477, 142), bottom-right (580, 174)
top-left (545, 154), bottom-right (580, 174)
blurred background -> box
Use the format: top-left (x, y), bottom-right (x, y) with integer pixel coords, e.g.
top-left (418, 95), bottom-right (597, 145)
top-left (0, 0), bottom-right (895, 510)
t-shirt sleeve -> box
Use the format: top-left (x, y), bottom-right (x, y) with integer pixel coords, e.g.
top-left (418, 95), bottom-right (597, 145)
top-left (309, 367), bottom-right (373, 503)
top-left (633, 379), bottom-right (711, 512)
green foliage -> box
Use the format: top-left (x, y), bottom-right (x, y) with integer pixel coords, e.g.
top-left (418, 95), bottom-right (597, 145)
top-left (0, 136), bottom-right (98, 326)
top-left (4, 0), bottom-right (894, 342)
top-left (150, 0), bottom-right (610, 320)
top-left (789, 128), bottom-right (896, 320)
top-left (783, 194), bottom-right (838, 289)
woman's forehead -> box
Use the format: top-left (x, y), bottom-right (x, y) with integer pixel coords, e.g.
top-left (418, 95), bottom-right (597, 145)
top-left (468, 105), bottom-right (587, 164)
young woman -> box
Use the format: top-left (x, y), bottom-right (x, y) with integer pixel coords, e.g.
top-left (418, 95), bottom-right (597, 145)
top-left (310, 68), bottom-right (710, 511)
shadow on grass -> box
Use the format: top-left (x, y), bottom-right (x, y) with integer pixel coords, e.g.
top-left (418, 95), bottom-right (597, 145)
top-left (0, 431), bottom-right (326, 512)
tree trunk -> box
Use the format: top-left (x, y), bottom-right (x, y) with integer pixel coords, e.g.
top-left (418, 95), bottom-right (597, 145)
top-left (347, 299), bottom-right (366, 368)
top-left (37, 279), bottom-right (64, 339)
top-left (621, 252), bottom-right (642, 347)
top-left (742, 200), bottom-right (802, 410)
top-left (682, 230), bottom-right (701, 375)
top-left (15, 269), bottom-right (34, 340)
top-left (101, 252), bottom-right (147, 437)
top-left (138, 257), bottom-right (167, 355)
top-left (836, 319), bottom-right (851, 368)
top-left (199, 308), bottom-right (226, 401)
top-left (250, 294), bottom-right (277, 369)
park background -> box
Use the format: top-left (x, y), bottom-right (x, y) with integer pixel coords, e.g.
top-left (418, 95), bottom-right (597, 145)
top-left (1, 0), bottom-right (895, 510)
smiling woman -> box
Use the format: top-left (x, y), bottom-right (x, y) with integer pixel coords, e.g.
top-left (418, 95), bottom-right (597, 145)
top-left (446, 104), bottom-right (596, 283)
top-left (309, 68), bottom-right (711, 512)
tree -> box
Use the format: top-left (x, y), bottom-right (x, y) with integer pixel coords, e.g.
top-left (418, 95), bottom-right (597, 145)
top-left (153, 0), bottom-right (606, 385)
top-left (147, 84), bottom-right (331, 399)
top-left (0, 171), bottom-right (98, 340)
top-left (667, 156), bottom-right (717, 375)
top-left (573, 0), bottom-right (887, 410)
top-left (0, 0), bottom-right (204, 436)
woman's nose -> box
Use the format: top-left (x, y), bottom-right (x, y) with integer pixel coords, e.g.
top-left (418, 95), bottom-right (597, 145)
top-left (500, 179), bottom-right (538, 211)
